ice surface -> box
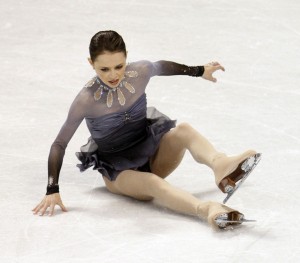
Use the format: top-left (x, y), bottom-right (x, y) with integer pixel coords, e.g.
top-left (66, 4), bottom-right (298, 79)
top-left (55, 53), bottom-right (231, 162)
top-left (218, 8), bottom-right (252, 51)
top-left (1, 0), bottom-right (300, 262)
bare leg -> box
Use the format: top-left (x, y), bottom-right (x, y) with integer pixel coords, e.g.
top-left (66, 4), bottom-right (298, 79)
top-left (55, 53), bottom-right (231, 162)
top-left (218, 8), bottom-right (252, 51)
top-left (150, 123), bottom-right (256, 191)
top-left (150, 123), bottom-right (219, 178)
top-left (107, 170), bottom-right (201, 216)
top-left (103, 171), bottom-right (243, 228)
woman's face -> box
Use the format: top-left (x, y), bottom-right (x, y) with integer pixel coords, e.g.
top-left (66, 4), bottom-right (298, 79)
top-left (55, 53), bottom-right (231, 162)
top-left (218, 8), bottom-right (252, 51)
top-left (89, 51), bottom-right (127, 88)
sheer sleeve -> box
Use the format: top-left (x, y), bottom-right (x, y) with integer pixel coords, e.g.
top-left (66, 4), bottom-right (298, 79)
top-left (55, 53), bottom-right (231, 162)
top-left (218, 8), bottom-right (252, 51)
top-left (150, 60), bottom-right (204, 77)
top-left (46, 94), bottom-right (86, 195)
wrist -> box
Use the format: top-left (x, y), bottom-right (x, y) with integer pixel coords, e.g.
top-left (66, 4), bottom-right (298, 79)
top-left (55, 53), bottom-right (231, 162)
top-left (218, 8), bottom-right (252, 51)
top-left (46, 184), bottom-right (59, 195)
top-left (189, 66), bottom-right (204, 77)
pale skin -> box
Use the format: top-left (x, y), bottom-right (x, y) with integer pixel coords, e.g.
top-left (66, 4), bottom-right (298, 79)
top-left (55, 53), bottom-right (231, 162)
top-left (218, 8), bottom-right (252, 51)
top-left (33, 52), bottom-right (252, 225)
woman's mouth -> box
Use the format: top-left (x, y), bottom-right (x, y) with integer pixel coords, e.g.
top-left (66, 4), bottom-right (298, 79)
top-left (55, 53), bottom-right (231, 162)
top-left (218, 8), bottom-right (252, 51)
top-left (108, 79), bottom-right (119, 86)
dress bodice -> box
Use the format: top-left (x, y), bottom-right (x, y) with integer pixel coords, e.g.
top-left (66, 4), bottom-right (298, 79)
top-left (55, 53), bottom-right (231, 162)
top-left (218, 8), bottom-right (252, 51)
top-left (46, 59), bottom-right (202, 194)
top-left (85, 93), bottom-right (148, 153)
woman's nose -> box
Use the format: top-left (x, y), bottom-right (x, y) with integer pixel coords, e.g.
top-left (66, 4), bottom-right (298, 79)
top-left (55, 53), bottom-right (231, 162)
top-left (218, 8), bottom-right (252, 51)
top-left (109, 70), bottom-right (117, 79)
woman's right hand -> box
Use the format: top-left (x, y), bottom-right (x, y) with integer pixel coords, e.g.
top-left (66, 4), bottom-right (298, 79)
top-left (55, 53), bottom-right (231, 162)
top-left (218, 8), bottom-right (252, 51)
top-left (32, 193), bottom-right (67, 216)
top-left (202, 61), bottom-right (225, 83)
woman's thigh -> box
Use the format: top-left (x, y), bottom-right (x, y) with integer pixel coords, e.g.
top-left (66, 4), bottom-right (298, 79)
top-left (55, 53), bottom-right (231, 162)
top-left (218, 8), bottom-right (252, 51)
top-left (103, 170), bottom-right (169, 201)
top-left (150, 123), bottom-right (194, 178)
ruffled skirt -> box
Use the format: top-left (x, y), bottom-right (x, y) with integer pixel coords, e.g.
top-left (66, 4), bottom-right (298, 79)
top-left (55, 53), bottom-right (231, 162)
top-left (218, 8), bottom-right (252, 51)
top-left (76, 107), bottom-right (176, 180)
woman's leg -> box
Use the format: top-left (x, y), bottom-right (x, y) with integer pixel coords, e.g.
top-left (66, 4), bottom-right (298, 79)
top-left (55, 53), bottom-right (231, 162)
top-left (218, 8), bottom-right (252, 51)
top-left (150, 122), bottom-right (219, 178)
top-left (103, 171), bottom-right (243, 228)
top-left (106, 170), bottom-right (200, 215)
top-left (150, 123), bottom-right (257, 191)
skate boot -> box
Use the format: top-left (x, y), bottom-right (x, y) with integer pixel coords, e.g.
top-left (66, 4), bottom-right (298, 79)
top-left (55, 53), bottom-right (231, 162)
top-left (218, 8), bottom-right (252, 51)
top-left (197, 201), bottom-right (255, 230)
top-left (214, 213), bottom-right (256, 229)
top-left (213, 150), bottom-right (262, 203)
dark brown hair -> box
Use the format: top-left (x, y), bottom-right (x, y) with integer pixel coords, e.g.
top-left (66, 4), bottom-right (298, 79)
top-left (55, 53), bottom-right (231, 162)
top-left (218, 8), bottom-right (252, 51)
top-left (89, 30), bottom-right (127, 62)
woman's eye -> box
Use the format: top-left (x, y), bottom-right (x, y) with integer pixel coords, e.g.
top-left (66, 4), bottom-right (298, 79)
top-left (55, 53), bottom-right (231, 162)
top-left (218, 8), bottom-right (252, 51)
top-left (116, 65), bottom-right (123, 70)
top-left (100, 68), bottom-right (109, 72)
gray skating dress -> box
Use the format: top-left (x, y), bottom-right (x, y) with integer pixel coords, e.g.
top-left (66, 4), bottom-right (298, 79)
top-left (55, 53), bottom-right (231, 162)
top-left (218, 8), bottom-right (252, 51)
top-left (46, 60), bottom-right (203, 194)
top-left (76, 92), bottom-right (176, 180)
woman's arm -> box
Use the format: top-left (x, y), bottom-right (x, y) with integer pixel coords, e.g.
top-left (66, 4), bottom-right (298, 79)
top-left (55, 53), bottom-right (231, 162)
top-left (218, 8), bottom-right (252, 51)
top-left (150, 60), bottom-right (225, 82)
top-left (32, 93), bottom-right (86, 217)
top-left (46, 118), bottom-right (83, 195)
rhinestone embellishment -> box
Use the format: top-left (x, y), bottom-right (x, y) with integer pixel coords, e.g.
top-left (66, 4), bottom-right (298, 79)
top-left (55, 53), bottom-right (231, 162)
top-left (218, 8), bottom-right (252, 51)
top-left (92, 71), bottom-right (137, 108)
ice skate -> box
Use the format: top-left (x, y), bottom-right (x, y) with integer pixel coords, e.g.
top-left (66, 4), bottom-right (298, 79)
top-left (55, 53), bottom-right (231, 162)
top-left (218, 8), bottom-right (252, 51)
top-left (213, 150), bottom-right (262, 204)
top-left (198, 201), bottom-right (255, 229)
top-left (214, 213), bottom-right (256, 229)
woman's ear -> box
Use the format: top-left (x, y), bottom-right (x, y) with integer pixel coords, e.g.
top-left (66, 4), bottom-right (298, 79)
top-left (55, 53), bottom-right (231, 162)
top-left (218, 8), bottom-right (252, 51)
top-left (87, 58), bottom-right (94, 69)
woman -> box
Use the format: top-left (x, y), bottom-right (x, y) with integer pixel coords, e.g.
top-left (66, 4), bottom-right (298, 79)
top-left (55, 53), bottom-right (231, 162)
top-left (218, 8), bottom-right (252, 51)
top-left (32, 30), bottom-right (261, 229)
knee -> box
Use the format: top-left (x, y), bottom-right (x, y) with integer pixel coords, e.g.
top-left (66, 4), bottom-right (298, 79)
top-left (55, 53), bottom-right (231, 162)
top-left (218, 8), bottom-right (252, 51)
top-left (175, 122), bottom-right (194, 135)
top-left (173, 122), bottom-right (196, 144)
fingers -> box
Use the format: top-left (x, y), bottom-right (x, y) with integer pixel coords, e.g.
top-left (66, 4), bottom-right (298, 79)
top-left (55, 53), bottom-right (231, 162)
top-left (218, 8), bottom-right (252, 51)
top-left (55, 195), bottom-right (67, 212)
top-left (203, 71), bottom-right (217, 82)
top-left (32, 204), bottom-right (48, 216)
top-left (32, 196), bottom-right (52, 216)
top-left (49, 202), bottom-right (55, 216)
top-left (39, 203), bottom-right (49, 216)
top-left (209, 61), bottom-right (219, 66)
top-left (216, 64), bottom-right (225, 72)
top-left (33, 194), bottom-right (67, 217)
top-left (209, 62), bottom-right (225, 72)
top-left (203, 61), bottom-right (225, 83)
top-left (32, 204), bottom-right (40, 212)
top-left (32, 197), bottom-right (46, 214)
top-left (58, 202), bottom-right (68, 212)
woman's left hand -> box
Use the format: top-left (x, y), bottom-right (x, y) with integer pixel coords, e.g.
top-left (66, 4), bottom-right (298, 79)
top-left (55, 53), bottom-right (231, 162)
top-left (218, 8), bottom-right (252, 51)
top-left (202, 61), bottom-right (225, 83)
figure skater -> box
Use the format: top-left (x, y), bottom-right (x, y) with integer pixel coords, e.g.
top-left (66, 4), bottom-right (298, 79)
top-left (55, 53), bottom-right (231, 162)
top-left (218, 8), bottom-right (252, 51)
top-left (32, 30), bottom-right (261, 229)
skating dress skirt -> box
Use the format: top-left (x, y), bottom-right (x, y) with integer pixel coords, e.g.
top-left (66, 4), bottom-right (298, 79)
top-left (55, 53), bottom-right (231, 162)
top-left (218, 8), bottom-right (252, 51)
top-left (76, 93), bottom-right (176, 180)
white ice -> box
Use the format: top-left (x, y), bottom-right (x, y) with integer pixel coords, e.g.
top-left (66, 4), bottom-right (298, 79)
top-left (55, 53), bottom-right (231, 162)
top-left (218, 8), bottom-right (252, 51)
top-left (1, 0), bottom-right (300, 262)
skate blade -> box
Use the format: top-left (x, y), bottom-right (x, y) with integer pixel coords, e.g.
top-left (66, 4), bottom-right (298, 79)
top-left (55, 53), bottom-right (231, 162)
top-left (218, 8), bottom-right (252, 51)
top-left (216, 218), bottom-right (256, 224)
top-left (223, 153), bottom-right (262, 204)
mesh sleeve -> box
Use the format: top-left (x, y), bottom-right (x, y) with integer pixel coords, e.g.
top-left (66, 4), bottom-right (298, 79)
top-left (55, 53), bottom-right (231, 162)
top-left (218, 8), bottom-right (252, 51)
top-left (46, 96), bottom-right (85, 195)
top-left (151, 60), bottom-right (204, 77)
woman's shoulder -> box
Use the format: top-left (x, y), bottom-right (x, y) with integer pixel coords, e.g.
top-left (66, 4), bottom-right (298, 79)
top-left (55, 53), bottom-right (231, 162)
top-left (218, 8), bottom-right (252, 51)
top-left (127, 60), bottom-right (154, 75)
top-left (83, 75), bottom-right (98, 89)
top-left (73, 76), bottom-right (97, 104)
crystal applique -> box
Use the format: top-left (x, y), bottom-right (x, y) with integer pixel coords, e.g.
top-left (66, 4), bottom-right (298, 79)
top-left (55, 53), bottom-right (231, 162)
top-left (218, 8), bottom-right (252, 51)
top-left (125, 71), bottom-right (138, 78)
top-left (117, 88), bottom-right (126, 106)
top-left (94, 87), bottom-right (103, 101)
top-left (84, 76), bottom-right (97, 88)
top-left (107, 90), bottom-right (113, 108)
top-left (124, 81), bottom-right (135, 94)
top-left (93, 77), bottom-right (136, 107)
